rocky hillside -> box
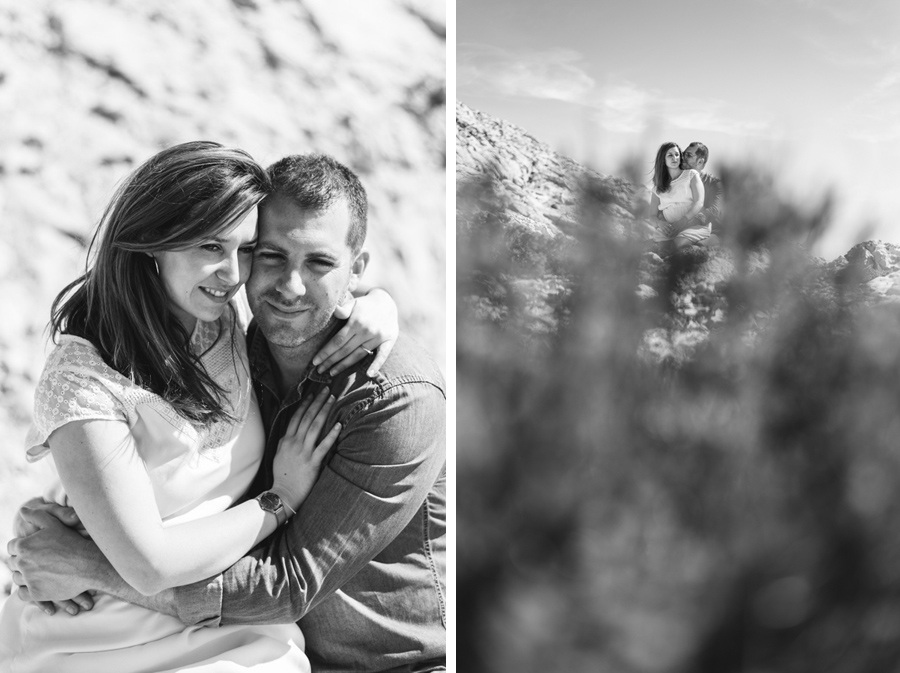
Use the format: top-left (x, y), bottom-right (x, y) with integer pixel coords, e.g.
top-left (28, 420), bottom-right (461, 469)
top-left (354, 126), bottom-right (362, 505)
top-left (456, 101), bottom-right (635, 263)
top-left (457, 100), bottom-right (900, 355)
top-left (0, 0), bottom-right (445, 593)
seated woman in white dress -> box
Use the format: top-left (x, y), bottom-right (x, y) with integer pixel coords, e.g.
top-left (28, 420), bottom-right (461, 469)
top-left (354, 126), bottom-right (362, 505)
top-left (0, 141), bottom-right (397, 673)
top-left (648, 142), bottom-right (707, 250)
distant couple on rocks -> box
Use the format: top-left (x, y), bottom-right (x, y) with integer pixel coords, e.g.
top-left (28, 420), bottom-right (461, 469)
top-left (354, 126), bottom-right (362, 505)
top-left (644, 141), bottom-right (723, 252)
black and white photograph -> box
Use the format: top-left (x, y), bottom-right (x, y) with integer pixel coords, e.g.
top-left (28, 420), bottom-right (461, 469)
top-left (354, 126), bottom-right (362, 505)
top-left (0, 1), bottom-right (446, 671)
top-left (458, 0), bottom-right (900, 671)
top-left (8, 0), bottom-right (900, 670)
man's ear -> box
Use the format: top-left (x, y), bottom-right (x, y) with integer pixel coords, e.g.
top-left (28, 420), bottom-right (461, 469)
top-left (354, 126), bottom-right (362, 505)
top-left (347, 250), bottom-right (369, 294)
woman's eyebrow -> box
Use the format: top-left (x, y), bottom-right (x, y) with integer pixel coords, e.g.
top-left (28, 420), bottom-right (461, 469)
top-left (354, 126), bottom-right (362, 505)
top-left (210, 236), bottom-right (258, 244)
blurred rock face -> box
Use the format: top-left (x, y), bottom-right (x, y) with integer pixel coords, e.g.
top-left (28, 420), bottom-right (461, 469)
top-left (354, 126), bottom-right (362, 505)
top-left (0, 0), bottom-right (444, 553)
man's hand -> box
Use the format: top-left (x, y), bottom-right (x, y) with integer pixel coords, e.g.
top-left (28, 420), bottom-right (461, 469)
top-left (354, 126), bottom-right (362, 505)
top-left (14, 497), bottom-right (82, 538)
top-left (682, 215), bottom-right (703, 231)
top-left (7, 507), bottom-right (108, 616)
top-left (660, 221), bottom-right (676, 238)
top-left (11, 498), bottom-right (92, 616)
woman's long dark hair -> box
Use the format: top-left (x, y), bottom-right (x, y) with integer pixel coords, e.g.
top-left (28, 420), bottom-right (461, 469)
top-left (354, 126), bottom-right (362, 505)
top-left (652, 141), bottom-right (681, 194)
top-left (50, 141), bottom-right (271, 425)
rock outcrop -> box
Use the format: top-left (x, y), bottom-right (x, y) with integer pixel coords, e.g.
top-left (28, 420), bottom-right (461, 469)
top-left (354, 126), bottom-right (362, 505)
top-left (0, 0), bottom-right (445, 594)
top-left (456, 100), bottom-right (635, 251)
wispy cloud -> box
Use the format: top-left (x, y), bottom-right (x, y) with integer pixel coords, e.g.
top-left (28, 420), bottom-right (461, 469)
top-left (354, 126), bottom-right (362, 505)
top-left (765, 0), bottom-right (896, 24)
top-left (594, 82), bottom-right (655, 133)
top-left (667, 99), bottom-right (772, 136)
top-left (591, 79), bottom-right (771, 137)
top-left (839, 66), bottom-right (900, 142)
top-left (791, 0), bottom-right (865, 24)
top-left (798, 24), bottom-right (899, 69)
top-left (458, 43), bottom-right (596, 103)
top-left (458, 44), bottom-right (770, 138)
top-left (783, 0), bottom-right (900, 69)
top-left (777, 0), bottom-right (900, 142)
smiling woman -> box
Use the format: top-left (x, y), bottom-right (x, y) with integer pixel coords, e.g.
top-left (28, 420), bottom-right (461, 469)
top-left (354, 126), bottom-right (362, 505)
top-left (154, 207), bottom-right (259, 333)
top-left (51, 141), bottom-right (271, 424)
top-left (0, 141), bottom-right (328, 672)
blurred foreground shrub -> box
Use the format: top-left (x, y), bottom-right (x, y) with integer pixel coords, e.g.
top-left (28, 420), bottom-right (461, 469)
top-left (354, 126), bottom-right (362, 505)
top-left (457, 165), bottom-right (900, 672)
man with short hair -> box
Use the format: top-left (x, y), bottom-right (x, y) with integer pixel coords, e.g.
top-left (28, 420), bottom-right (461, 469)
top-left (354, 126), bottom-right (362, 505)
top-left (9, 154), bottom-right (447, 672)
top-left (680, 141), bottom-right (724, 238)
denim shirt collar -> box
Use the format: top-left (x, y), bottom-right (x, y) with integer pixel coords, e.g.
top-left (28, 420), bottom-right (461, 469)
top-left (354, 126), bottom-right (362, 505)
top-left (247, 320), bottom-right (335, 408)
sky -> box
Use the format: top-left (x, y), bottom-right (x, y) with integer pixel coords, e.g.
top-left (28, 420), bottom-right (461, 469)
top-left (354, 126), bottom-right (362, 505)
top-left (457, 0), bottom-right (900, 259)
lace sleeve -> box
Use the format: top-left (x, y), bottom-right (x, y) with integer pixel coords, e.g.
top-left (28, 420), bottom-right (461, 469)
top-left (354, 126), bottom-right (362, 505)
top-left (25, 339), bottom-right (130, 462)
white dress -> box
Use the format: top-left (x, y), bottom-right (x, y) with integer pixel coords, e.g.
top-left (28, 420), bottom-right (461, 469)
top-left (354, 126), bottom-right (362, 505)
top-left (654, 168), bottom-right (704, 223)
top-left (0, 307), bottom-right (308, 672)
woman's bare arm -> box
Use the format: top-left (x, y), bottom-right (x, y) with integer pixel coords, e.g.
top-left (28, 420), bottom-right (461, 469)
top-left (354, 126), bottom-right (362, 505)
top-left (49, 419), bottom-right (283, 595)
top-left (47, 390), bottom-right (336, 596)
top-left (678, 171), bottom-right (706, 227)
top-left (312, 288), bottom-right (399, 377)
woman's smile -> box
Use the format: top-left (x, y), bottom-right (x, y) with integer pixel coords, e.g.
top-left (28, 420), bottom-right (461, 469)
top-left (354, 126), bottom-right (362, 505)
top-left (199, 285), bottom-right (235, 301)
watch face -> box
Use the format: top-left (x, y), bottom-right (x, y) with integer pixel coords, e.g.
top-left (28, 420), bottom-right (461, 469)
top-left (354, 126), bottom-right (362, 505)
top-left (257, 491), bottom-right (283, 513)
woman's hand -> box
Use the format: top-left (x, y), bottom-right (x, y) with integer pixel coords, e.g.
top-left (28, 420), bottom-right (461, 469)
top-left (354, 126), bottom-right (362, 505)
top-left (271, 387), bottom-right (342, 514)
top-left (312, 288), bottom-right (399, 378)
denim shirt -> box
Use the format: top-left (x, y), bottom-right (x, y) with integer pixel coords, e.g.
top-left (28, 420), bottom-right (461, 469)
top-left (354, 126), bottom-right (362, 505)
top-left (699, 171), bottom-right (724, 231)
top-left (173, 322), bottom-right (447, 672)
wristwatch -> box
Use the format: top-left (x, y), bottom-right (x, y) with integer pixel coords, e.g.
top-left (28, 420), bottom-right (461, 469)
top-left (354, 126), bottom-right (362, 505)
top-left (255, 491), bottom-right (287, 526)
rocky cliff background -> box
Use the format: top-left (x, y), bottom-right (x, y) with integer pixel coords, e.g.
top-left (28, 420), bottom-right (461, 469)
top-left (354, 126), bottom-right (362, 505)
top-left (0, 0), bottom-right (445, 596)
top-left (458, 101), bottom-right (900, 672)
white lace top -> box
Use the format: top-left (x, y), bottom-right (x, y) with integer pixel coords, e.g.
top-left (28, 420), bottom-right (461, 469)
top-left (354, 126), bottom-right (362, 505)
top-left (25, 300), bottom-right (265, 523)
